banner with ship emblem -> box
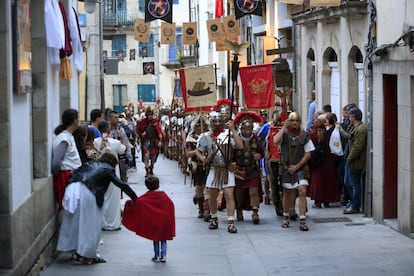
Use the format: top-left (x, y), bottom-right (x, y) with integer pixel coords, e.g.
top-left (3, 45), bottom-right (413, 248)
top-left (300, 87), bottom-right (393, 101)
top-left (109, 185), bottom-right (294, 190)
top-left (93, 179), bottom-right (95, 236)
top-left (239, 63), bottom-right (273, 108)
top-left (234, 0), bottom-right (263, 20)
top-left (183, 22), bottom-right (198, 45)
top-left (145, 0), bottom-right (173, 23)
top-left (161, 22), bottom-right (176, 44)
top-left (207, 18), bottom-right (224, 42)
top-left (180, 65), bottom-right (217, 112)
top-left (134, 19), bottom-right (151, 42)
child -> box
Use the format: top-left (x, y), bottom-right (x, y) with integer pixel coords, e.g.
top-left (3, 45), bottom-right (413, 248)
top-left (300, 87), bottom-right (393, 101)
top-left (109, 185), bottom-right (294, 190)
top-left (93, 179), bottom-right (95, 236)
top-left (122, 176), bottom-right (175, 263)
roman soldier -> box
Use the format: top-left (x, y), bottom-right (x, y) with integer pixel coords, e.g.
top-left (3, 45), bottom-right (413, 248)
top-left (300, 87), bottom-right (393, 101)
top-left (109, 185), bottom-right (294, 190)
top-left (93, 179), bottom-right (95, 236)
top-left (136, 106), bottom-right (163, 177)
top-left (195, 111), bottom-right (243, 233)
top-left (231, 111), bottom-right (264, 224)
top-left (273, 112), bottom-right (315, 231)
top-left (185, 114), bottom-right (210, 220)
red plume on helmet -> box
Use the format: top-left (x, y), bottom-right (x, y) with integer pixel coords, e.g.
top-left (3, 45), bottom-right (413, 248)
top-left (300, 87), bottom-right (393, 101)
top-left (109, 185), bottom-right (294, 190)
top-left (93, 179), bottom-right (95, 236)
top-left (233, 111), bottom-right (263, 125)
top-left (214, 98), bottom-right (232, 111)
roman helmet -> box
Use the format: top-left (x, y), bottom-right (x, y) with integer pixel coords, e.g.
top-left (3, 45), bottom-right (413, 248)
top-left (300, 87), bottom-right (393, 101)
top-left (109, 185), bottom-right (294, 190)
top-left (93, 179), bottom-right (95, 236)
top-left (215, 98), bottom-right (232, 121)
top-left (209, 111), bottom-right (224, 131)
top-left (288, 111), bottom-right (301, 122)
top-left (234, 111), bottom-right (262, 139)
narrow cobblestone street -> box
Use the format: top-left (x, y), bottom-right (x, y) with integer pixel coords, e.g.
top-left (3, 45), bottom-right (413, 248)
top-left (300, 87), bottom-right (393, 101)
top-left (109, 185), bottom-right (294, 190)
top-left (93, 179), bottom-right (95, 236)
top-left (40, 155), bottom-right (414, 276)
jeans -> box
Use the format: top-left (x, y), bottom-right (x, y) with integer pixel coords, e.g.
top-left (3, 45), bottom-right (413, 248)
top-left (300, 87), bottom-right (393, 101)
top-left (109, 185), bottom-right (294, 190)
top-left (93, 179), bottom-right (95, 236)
top-left (348, 171), bottom-right (362, 210)
top-left (153, 240), bottom-right (167, 257)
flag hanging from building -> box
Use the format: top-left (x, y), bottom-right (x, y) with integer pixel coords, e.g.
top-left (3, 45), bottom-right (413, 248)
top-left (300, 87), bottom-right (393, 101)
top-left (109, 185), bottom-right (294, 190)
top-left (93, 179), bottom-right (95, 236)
top-left (234, 0), bottom-right (263, 20)
top-left (277, 0), bottom-right (304, 4)
top-left (145, 0), bottom-right (173, 23)
top-left (215, 0), bottom-right (224, 18)
top-left (310, 0), bottom-right (340, 6)
top-left (161, 22), bottom-right (176, 44)
top-left (207, 18), bottom-right (224, 42)
top-left (134, 19), bottom-right (151, 42)
top-left (180, 65), bottom-right (217, 112)
top-left (183, 22), bottom-right (198, 45)
top-left (239, 64), bottom-right (274, 108)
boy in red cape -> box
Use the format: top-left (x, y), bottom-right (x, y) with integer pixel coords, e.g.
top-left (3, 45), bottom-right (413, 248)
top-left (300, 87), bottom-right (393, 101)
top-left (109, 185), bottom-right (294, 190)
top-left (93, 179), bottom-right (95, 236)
top-left (122, 176), bottom-right (175, 262)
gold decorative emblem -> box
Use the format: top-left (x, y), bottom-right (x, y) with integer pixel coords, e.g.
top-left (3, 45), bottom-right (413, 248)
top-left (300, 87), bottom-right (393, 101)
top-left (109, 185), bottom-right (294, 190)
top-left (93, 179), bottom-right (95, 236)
top-left (163, 27), bottom-right (174, 41)
top-left (248, 79), bottom-right (269, 94)
top-left (137, 23), bottom-right (147, 34)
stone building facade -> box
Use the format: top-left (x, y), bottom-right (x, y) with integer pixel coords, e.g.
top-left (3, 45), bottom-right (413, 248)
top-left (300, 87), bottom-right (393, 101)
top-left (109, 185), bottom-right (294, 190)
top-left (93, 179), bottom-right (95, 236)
top-left (291, 0), bottom-right (414, 237)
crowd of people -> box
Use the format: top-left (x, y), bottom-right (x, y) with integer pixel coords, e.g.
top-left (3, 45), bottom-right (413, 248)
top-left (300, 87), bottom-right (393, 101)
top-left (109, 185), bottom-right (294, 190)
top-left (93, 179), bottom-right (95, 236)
top-left (51, 94), bottom-right (367, 264)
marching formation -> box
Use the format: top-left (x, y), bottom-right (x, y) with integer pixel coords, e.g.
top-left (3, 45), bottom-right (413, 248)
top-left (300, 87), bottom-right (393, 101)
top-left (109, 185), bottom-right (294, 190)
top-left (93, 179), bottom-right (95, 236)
top-left (51, 96), bottom-right (366, 264)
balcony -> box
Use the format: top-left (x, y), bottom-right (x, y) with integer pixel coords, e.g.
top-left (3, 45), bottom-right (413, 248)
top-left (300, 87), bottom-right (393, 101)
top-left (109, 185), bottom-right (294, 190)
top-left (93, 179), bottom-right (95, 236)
top-left (102, 7), bottom-right (140, 29)
top-left (290, 0), bottom-right (367, 15)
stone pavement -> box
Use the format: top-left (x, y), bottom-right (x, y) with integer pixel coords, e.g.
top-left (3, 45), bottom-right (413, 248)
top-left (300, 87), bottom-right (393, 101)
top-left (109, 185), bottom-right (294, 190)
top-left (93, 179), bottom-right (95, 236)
top-left (40, 155), bottom-right (414, 276)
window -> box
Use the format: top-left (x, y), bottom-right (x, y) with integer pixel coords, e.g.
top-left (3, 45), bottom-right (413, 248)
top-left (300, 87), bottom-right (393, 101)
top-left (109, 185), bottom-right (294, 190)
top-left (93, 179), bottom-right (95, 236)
top-left (112, 35), bottom-right (126, 59)
top-left (138, 84), bottom-right (156, 102)
top-left (168, 27), bottom-right (182, 62)
top-left (139, 0), bottom-right (144, 11)
top-left (173, 0), bottom-right (179, 4)
top-left (113, 84), bottom-right (127, 113)
top-left (139, 33), bottom-right (154, 57)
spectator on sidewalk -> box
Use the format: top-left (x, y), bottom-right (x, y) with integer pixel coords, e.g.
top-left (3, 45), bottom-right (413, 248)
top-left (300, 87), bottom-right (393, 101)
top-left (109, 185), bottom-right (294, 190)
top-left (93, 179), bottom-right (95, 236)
top-left (306, 90), bottom-right (316, 132)
top-left (52, 109), bottom-right (82, 211)
top-left (343, 108), bottom-right (367, 214)
top-left (57, 153), bottom-right (137, 264)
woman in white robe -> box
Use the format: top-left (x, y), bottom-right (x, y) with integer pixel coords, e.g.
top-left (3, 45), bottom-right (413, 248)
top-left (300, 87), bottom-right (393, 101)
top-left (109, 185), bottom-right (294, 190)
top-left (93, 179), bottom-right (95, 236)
top-left (94, 121), bottom-right (127, 230)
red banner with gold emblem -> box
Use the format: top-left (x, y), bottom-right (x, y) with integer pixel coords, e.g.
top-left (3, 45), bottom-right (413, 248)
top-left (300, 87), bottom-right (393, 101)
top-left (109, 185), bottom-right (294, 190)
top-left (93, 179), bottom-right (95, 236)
top-left (239, 63), bottom-right (273, 108)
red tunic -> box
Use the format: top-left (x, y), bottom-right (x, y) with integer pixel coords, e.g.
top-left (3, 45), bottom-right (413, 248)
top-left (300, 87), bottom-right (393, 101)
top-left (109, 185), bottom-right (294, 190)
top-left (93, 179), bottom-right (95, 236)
top-left (122, 191), bottom-right (175, 241)
top-left (53, 170), bottom-right (71, 211)
top-left (309, 130), bottom-right (341, 203)
top-left (136, 118), bottom-right (162, 156)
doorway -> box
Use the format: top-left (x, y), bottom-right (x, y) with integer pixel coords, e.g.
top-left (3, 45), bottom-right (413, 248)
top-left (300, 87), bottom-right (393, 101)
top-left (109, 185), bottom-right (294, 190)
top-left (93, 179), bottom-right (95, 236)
top-left (383, 74), bottom-right (398, 219)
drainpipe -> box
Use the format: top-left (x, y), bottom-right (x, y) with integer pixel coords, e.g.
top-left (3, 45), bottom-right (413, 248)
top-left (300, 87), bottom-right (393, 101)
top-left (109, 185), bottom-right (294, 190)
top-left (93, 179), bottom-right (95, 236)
top-left (99, 1), bottom-right (105, 111)
top-left (364, 0), bottom-right (376, 217)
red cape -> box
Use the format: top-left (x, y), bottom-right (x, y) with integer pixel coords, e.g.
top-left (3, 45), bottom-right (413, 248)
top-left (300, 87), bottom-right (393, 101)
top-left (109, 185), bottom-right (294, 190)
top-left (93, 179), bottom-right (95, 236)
top-left (122, 191), bottom-right (175, 241)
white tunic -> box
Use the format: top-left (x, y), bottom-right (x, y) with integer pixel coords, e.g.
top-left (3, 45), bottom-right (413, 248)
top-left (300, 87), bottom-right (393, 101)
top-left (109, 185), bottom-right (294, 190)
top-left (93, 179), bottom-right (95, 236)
top-left (94, 137), bottom-right (126, 230)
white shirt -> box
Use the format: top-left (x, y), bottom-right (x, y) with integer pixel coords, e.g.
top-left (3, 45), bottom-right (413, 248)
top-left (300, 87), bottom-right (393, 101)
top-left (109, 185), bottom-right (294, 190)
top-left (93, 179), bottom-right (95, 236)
top-left (52, 130), bottom-right (82, 170)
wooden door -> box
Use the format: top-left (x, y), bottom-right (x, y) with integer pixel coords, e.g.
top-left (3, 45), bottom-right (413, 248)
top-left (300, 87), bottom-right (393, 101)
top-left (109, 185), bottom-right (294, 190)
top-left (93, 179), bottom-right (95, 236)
top-left (383, 74), bottom-right (398, 218)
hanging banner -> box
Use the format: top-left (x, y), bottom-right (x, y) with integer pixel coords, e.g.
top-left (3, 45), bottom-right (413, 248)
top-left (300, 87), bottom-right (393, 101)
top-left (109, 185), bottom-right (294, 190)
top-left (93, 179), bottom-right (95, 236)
top-left (183, 22), bottom-right (198, 45)
top-left (239, 63), bottom-right (274, 108)
top-left (143, 62), bottom-right (155, 74)
top-left (180, 65), bottom-right (217, 112)
top-left (215, 37), bottom-right (232, 52)
top-left (215, 0), bottom-right (224, 18)
top-left (134, 19), bottom-right (151, 42)
top-left (223, 15), bottom-right (239, 37)
top-left (234, 0), bottom-right (263, 20)
top-left (277, 0), bottom-right (303, 4)
top-left (207, 18), bottom-right (224, 42)
top-left (161, 22), bottom-right (176, 44)
top-left (310, 0), bottom-right (340, 6)
top-left (145, 0), bottom-right (173, 23)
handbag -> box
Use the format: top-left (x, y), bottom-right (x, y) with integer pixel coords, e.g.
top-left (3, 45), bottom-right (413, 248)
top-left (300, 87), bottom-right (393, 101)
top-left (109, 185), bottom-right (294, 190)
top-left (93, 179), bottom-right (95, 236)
top-left (329, 127), bottom-right (343, 156)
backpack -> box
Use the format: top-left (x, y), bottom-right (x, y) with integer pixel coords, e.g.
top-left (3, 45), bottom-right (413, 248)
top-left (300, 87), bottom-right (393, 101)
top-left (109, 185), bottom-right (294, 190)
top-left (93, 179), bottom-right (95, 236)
top-left (308, 140), bottom-right (326, 168)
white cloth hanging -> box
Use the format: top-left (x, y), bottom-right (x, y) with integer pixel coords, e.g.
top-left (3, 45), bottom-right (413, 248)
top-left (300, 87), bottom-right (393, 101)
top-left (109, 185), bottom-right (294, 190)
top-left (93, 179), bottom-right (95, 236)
top-left (69, 7), bottom-right (84, 72)
top-left (45, 0), bottom-right (65, 65)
